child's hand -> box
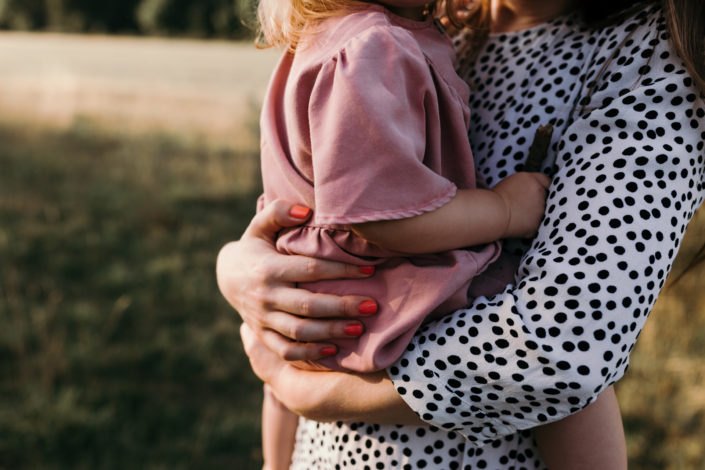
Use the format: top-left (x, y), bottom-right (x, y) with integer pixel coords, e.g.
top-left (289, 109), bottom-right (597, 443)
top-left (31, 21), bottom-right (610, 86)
top-left (492, 172), bottom-right (551, 239)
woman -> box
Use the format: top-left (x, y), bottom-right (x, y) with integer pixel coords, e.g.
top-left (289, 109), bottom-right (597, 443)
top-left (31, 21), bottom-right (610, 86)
top-left (218, 0), bottom-right (705, 467)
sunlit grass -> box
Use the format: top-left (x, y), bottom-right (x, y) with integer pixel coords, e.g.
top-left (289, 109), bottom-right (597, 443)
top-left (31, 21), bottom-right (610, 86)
top-left (619, 211), bottom-right (705, 470)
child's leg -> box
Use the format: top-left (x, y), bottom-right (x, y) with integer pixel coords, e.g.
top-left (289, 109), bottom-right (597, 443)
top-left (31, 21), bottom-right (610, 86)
top-left (262, 384), bottom-right (299, 470)
top-left (534, 385), bottom-right (627, 470)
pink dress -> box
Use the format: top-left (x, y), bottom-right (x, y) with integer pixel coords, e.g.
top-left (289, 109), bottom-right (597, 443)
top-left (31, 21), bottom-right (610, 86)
top-left (259, 5), bottom-right (510, 372)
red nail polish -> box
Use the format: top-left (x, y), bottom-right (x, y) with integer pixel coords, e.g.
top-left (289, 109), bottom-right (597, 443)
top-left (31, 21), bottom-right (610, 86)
top-left (321, 347), bottom-right (337, 356)
top-left (358, 300), bottom-right (378, 315)
top-left (289, 205), bottom-right (311, 219)
top-left (344, 324), bottom-right (363, 336)
top-left (360, 266), bottom-right (375, 275)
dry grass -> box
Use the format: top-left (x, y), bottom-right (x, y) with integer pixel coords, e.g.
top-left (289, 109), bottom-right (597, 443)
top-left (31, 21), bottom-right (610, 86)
top-left (618, 211), bottom-right (705, 470)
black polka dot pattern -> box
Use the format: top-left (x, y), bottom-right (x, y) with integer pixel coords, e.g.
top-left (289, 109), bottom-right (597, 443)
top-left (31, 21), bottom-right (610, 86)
top-left (291, 4), bottom-right (705, 468)
top-left (291, 420), bottom-right (542, 469)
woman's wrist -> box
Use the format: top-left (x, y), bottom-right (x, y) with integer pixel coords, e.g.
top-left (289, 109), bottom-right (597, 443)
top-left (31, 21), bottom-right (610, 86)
top-left (241, 323), bottom-right (423, 425)
top-left (275, 366), bottom-right (424, 424)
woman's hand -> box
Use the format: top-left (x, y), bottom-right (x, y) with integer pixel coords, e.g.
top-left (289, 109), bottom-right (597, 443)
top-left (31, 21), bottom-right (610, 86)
top-left (216, 199), bottom-right (378, 362)
top-left (240, 323), bottom-right (424, 425)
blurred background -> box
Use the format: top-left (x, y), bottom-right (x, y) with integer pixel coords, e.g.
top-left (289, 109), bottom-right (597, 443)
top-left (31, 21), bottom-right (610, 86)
top-left (0, 2), bottom-right (703, 469)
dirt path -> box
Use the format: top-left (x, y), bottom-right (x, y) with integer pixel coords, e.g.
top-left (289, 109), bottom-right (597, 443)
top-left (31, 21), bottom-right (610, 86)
top-left (0, 32), bottom-right (280, 145)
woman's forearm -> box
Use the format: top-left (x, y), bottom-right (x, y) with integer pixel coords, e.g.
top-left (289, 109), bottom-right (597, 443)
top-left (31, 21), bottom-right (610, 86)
top-left (280, 368), bottom-right (422, 424)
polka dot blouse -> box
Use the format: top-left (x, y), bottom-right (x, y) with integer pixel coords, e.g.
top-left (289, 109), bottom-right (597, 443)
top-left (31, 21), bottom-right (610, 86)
top-left (289, 3), bottom-right (705, 469)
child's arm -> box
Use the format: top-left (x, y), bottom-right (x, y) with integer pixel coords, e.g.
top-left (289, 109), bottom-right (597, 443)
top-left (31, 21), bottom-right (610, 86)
top-left (533, 385), bottom-right (627, 470)
top-left (353, 171), bottom-right (550, 254)
top-left (262, 384), bottom-right (299, 470)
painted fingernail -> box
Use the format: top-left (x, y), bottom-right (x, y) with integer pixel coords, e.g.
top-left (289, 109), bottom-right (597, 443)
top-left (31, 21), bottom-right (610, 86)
top-left (289, 205), bottom-right (311, 219)
top-left (360, 266), bottom-right (375, 275)
top-left (321, 347), bottom-right (337, 356)
top-left (344, 323), bottom-right (363, 336)
top-left (358, 300), bottom-right (378, 315)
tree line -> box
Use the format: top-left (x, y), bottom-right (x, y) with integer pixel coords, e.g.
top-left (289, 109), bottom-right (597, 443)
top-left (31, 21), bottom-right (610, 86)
top-left (0, 0), bottom-right (258, 38)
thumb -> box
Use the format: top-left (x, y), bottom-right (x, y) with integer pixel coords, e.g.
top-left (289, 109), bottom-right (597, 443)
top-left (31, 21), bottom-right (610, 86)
top-left (533, 173), bottom-right (552, 189)
top-left (240, 323), bottom-right (285, 387)
top-left (240, 322), bottom-right (258, 356)
top-left (243, 199), bottom-right (312, 241)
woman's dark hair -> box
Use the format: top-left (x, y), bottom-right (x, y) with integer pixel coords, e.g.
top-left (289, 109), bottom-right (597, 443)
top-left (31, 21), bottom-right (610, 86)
top-left (662, 0), bottom-right (705, 93)
top-left (649, 0), bottom-right (705, 281)
top-left (458, 0), bottom-right (705, 282)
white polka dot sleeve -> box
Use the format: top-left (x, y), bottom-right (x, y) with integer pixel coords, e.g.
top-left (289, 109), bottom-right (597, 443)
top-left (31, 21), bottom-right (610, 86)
top-left (389, 5), bottom-right (705, 445)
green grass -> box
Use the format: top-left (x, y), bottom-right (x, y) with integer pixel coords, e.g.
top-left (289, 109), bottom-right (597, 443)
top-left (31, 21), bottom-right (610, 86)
top-left (0, 117), bottom-right (703, 469)
top-left (0, 119), bottom-right (264, 469)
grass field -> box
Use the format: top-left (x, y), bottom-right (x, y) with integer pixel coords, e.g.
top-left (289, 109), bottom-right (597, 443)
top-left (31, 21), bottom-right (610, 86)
top-left (0, 33), bottom-right (704, 469)
top-left (0, 32), bottom-right (280, 148)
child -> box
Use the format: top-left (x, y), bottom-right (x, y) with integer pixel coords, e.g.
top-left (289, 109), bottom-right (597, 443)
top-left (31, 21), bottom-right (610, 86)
top-left (255, 0), bottom-right (626, 468)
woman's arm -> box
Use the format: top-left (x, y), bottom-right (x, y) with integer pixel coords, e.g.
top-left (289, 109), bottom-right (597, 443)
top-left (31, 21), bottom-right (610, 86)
top-left (353, 172), bottom-right (550, 253)
top-left (386, 72), bottom-right (705, 443)
top-left (216, 199), bottom-right (378, 361)
top-left (241, 323), bottom-right (424, 424)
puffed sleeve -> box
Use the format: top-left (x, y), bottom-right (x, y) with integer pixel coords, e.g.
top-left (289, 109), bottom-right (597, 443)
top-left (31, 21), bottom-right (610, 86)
top-left (308, 27), bottom-right (458, 225)
top-left (388, 27), bottom-right (705, 443)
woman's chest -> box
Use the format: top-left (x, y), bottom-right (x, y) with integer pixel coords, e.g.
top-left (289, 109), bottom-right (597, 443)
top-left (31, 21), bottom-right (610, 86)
top-left (464, 36), bottom-right (594, 186)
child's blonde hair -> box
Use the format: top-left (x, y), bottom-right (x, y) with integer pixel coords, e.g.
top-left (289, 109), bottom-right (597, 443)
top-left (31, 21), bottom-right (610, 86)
top-left (257, 0), bottom-right (367, 50)
top-left (256, 0), bottom-right (465, 51)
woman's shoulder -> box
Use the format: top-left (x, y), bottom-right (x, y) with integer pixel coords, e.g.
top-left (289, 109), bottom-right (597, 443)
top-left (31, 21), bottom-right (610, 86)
top-left (576, 2), bottom-right (702, 117)
top-left (588, 2), bottom-right (666, 57)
